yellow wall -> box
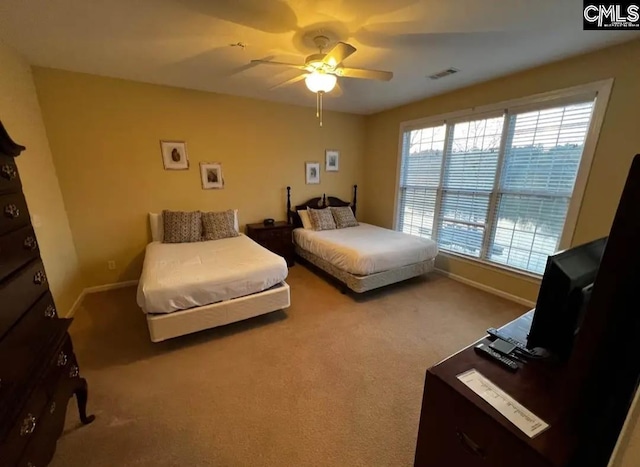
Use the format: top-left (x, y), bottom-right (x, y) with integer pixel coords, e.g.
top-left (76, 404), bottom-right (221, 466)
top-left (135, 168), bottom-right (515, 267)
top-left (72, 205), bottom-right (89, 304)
top-left (363, 38), bottom-right (640, 303)
top-left (32, 68), bottom-right (365, 286)
top-left (0, 43), bottom-right (83, 314)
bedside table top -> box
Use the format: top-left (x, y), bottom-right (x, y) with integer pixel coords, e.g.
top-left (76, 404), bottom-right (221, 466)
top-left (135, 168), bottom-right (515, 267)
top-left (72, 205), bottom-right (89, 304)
top-left (246, 221), bottom-right (293, 231)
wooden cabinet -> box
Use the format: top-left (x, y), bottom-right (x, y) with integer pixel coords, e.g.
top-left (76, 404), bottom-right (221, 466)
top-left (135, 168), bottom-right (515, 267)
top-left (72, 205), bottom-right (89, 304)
top-left (414, 312), bottom-right (578, 467)
top-left (0, 121), bottom-right (94, 466)
top-left (246, 221), bottom-right (295, 267)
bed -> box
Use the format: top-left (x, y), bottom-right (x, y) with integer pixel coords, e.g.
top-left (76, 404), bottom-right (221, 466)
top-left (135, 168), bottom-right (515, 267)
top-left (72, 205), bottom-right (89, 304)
top-left (287, 185), bottom-right (437, 292)
top-left (137, 213), bottom-right (290, 342)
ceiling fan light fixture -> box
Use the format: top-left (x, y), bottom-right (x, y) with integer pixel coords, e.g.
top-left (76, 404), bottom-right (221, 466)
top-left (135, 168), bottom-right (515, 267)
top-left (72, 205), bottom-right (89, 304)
top-left (305, 71), bottom-right (337, 93)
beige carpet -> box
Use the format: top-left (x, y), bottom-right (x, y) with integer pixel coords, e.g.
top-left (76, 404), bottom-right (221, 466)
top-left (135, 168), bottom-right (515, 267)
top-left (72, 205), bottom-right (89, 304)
top-left (51, 266), bottom-right (526, 467)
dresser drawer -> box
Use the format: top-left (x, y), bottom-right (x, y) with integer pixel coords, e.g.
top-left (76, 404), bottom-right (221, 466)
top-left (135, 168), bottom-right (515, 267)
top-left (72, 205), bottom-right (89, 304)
top-left (42, 336), bottom-right (76, 398)
top-left (0, 260), bottom-right (48, 340)
top-left (0, 293), bottom-right (58, 414)
top-left (18, 380), bottom-right (75, 467)
top-left (0, 191), bottom-right (30, 236)
top-left (0, 387), bottom-right (48, 467)
top-left (415, 374), bottom-right (548, 467)
top-left (0, 153), bottom-right (21, 195)
top-left (0, 225), bottom-right (39, 282)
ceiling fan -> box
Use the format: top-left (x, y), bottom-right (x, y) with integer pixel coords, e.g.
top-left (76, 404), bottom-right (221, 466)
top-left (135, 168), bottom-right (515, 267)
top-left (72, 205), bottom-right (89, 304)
top-left (251, 35), bottom-right (393, 126)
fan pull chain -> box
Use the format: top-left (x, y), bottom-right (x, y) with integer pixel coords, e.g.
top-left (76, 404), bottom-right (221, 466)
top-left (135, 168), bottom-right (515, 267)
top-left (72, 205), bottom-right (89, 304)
top-left (319, 91), bottom-right (323, 127)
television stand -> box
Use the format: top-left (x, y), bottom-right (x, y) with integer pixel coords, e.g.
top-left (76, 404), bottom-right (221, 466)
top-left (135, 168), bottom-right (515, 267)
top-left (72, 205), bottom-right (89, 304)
top-left (414, 311), bottom-right (578, 467)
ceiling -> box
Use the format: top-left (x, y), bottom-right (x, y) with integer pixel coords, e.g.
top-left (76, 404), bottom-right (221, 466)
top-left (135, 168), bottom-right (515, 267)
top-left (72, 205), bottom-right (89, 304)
top-left (0, 0), bottom-right (637, 114)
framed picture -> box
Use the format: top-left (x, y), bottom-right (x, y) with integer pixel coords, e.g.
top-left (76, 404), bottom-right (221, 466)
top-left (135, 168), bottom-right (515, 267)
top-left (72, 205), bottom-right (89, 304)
top-left (200, 162), bottom-right (224, 189)
top-left (160, 140), bottom-right (189, 170)
top-left (325, 149), bottom-right (339, 172)
top-left (306, 162), bottom-right (320, 184)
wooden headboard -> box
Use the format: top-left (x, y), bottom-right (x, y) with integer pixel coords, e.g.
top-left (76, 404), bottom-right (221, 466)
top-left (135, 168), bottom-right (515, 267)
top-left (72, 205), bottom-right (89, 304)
top-left (287, 185), bottom-right (358, 228)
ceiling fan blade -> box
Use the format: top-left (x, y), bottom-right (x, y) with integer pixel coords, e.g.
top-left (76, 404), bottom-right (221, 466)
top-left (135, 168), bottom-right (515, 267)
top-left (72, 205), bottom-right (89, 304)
top-left (270, 73), bottom-right (306, 90)
top-left (251, 59), bottom-right (306, 70)
top-left (322, 42), bottom-right (356, 67)
top-left (338, 67), bottom-right (393, 81)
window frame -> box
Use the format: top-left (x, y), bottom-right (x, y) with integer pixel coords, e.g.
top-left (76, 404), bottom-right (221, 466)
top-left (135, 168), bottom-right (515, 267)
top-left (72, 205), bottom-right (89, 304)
top-left (394, 79), bottom-right (614, 278)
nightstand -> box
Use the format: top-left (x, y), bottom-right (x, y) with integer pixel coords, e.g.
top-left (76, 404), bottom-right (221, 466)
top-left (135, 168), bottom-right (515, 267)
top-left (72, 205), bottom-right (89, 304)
top-left (245, 221), bottom-right (295, 267)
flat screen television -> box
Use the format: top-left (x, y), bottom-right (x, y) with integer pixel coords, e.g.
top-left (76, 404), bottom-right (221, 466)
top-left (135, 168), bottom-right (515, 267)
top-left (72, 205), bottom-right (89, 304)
top-left (527, 237), bottom-right (608, 359)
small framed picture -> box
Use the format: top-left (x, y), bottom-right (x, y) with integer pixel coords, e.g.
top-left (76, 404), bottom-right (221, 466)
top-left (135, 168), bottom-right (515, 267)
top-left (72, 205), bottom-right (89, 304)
top-left (160, 141), bottom-right (189, 170)
top-left (200, 162), bottom-right (224, 189)
top-left (306, 162), bottom-right (320, 184)
top-left (325, 150), bottom-right (339, 172)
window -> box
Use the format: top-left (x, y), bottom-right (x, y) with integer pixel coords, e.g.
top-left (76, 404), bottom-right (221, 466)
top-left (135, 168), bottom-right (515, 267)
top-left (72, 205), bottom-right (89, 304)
top-left (397, 89), bottom-right (602, 275)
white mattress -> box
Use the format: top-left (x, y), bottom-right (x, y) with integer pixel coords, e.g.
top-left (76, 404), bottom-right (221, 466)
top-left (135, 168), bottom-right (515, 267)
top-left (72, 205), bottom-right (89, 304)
top-left (137, 234), bottom-right (288, 314)
top-left (293, 223), bottom-right (438, 276)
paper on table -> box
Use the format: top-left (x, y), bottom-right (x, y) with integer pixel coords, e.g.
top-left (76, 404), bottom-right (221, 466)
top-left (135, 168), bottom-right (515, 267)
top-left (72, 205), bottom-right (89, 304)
top-left (457, 369), bottom-right (549, 438)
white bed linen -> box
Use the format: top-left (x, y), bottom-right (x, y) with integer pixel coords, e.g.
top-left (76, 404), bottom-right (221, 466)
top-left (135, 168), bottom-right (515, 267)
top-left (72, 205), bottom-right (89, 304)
top-left (137, 234), bottom-right (288, 314)
top-left (293, 223), bottom-right (438, 275)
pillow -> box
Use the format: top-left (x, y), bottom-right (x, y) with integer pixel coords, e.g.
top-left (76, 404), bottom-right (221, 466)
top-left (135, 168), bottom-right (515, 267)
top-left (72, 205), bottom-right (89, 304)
top-left (202, 210), bottom-right (239, 241)
top-left (149, 212), bottom-right (164, 242)
top-left (298, 210), bottom-right (313, 229)
top-left (232, 209), bottom-right (239, 233)
top-left (331, 206), bottom-right (358, 229)
top-left (162, 210), bottom-right (202, 243)
top-left (307, 207), bottom-right (336, 231)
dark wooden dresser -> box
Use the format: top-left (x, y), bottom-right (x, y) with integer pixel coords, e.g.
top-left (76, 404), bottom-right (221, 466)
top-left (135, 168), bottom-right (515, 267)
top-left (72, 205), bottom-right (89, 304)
top-left (414, 312), bottom-right (578, 467)
top-left (246, 221), bottom-right (295, 266)
top-left (0, 121), bottom-right (94, 467)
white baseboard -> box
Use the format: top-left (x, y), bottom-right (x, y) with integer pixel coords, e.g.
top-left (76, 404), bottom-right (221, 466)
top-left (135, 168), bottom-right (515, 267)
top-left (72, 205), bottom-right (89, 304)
top-left (83, 280), bottom-right (139, 294)
top-left (435, 268), bottom-right (536, 308)
top-left (65, 280), bottom-right (139, 318)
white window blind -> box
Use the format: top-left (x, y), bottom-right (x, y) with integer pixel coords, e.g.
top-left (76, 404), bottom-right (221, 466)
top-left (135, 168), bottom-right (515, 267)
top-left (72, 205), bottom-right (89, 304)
top-left (397, 99), bottom-right (595, 275)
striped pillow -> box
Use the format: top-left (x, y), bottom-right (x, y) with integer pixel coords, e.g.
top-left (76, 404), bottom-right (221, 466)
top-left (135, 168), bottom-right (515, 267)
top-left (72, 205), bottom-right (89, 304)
top-left (308, 207), bottom-right (336, 231)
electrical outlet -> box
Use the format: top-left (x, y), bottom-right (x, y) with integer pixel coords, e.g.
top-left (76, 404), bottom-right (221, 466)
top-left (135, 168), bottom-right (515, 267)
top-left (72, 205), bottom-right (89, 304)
top-left (107, 260), bottom-right (116, 270)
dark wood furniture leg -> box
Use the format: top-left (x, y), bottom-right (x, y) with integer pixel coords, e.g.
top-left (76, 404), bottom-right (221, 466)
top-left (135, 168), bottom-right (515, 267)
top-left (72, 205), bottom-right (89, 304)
top-left (74, 378), bottom-right (96, 425)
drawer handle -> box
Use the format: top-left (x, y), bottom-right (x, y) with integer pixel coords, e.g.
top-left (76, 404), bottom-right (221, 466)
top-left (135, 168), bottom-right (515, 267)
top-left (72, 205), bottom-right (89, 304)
top-left (44, 304), bottom-right (57, 318)
top-left (49, 402), bottom-right (56, 414)
top-left (24, 235), bottom-right (38, 251)
top-left (456, 430), bottom-right (486, 459)
top-left (57, 352), bottom-right (68, 367)
top-left (69, 364), bottom-right (79, 378)
top-left (20, 413), bottom-right (37, 436)
top-left (1, 164), bottom-right (17, 180)
top-left (33, 270), bottom-right (47, 285)
top-left (4, 203), bottom-right (20, 219)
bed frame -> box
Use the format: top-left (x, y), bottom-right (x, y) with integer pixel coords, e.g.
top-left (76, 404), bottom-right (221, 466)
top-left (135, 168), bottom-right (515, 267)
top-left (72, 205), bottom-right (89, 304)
top-left (286, 185), bottom-right (434, 293)
top-left (145, 282), bottom-right (290, 342)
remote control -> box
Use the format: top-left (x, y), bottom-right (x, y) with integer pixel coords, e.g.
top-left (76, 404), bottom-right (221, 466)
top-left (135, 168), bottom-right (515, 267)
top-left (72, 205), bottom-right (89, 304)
top-left (474, 343), bottom-right (519, 372)
top-left (486, 327), bottom-right (535, 356)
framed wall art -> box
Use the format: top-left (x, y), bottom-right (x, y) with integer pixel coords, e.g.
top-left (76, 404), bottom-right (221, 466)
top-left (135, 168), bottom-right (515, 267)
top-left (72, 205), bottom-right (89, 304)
top-left (325, 149), bottom-right (339, 172)
top-left (160, 140), bottom-right (189, 170)
top-left (306, 162), bottom-right (320, 184)
top-left (200, 162), bottom-right (224, 189)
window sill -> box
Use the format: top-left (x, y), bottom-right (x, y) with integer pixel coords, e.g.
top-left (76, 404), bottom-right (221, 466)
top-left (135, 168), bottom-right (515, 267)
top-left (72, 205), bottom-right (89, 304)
top-left (437, 250), bottom-right (543, 284)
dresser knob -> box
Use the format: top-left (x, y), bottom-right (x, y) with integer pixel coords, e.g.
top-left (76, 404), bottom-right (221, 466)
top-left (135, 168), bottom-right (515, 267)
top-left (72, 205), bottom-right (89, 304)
top-left (33, 270), bottom-right (47, 285)
top-left (4, 203), bottom-right (19, 219)
top-left (44, 304), bottom-right (57, 318)
top-left (23, 236), bottom-right (37, 251)
top-left (49, 402), bottom-right (56, 414)
top-left (1, 164), bottom-right (17, 180)
top-left (20, 413), bottom-right (37, 436)
top-left (57, 352), bottom-right (68, 367)
top-left (27, 463), bottom-right (35, 467)
top-left (69, 365), bottom-right (79, 378)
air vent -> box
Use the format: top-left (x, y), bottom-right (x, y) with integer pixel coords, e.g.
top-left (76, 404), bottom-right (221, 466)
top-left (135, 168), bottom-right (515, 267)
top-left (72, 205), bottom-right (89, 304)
top-left (428, 68), bottom-right (459, 80)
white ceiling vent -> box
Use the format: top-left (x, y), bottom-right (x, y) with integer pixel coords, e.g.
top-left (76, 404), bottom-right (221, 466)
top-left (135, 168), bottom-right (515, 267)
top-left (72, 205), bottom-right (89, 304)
top-left (428, 68), bottom-right (459, 80)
